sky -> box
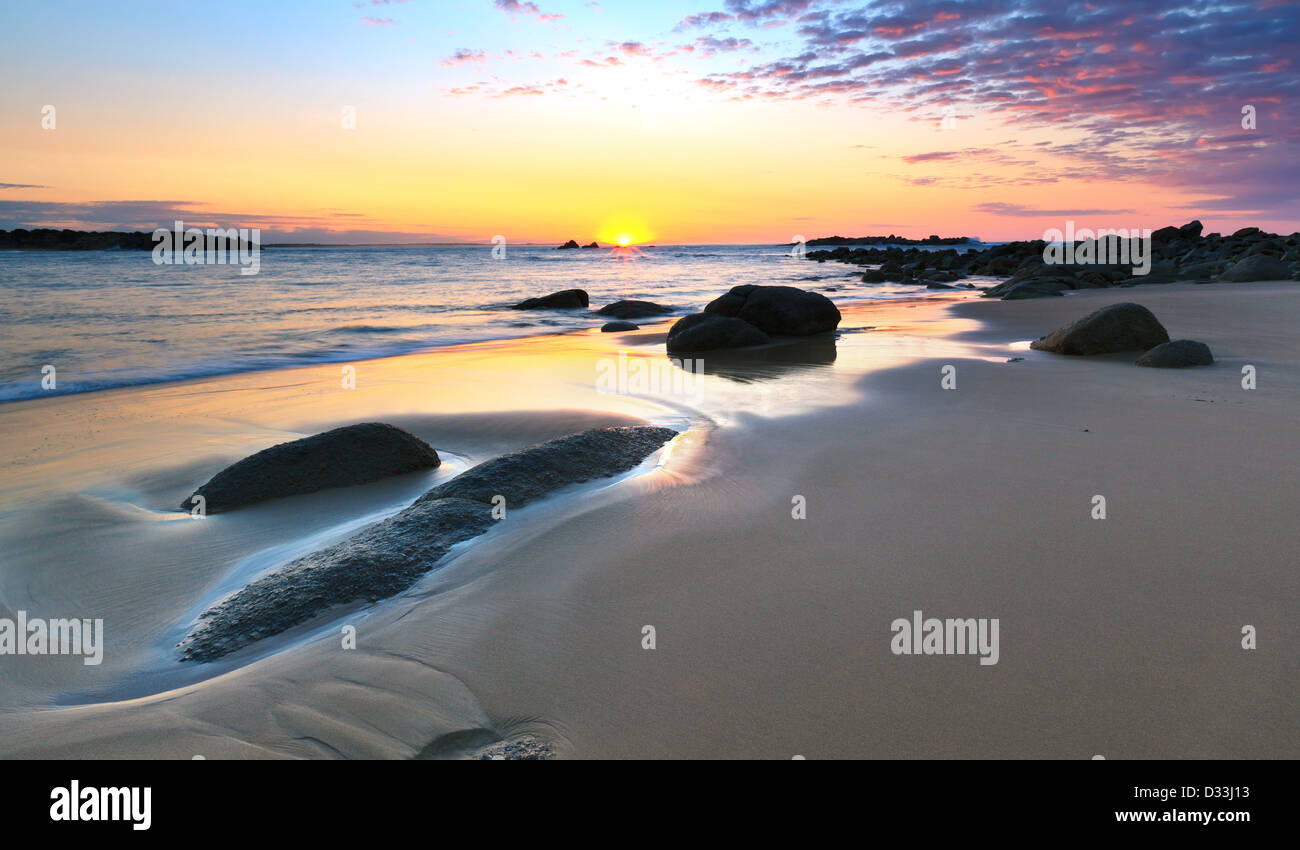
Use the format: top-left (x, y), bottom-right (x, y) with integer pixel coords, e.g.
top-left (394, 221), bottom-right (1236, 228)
top-left (0, 0), bottom-right (1295, 244)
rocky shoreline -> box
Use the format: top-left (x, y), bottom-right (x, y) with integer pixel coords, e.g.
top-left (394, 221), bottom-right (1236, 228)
top-left (806, 222), bottom-right (1300, 300)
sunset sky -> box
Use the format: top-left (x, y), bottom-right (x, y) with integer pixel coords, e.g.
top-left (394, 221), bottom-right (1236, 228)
top-left (1, 0), bottom-right (1295, 243)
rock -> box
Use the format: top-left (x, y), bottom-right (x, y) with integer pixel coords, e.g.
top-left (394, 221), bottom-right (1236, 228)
top-left (513, 289), bottom-right (589, 309)
top-left (178, 426), bottom-right (677, 661)
top-left (703, 284), bottom-right (840, 335)
top-left (1029, 303), bottom-right (1170, 355)
top-left (601, 321), bottom-right (638, 332)
top-left (926, 282), bottom-right (955, 289)
top-left (861, 269), bottom-right (886, 283)
top-left (982, 277), bottom-right (1068, 299)
top-left (596, 299), bottom-right (673, 319)
top-left (665, 312), bottom-right (771, 353)
top-left (1179, 261), bottom-right (1222, 280)
top-left (1218, 254), bottom-right (1292, 282)
top-left (1231, 227), bottom-right (1261, 238)
top-left (1179, 220), bottom-right (1204, 239)
top-left (556, 239), bottom-right (580, 249)
top-left (582, 241), bottom-right (600, 249)
top-left (180, 423), bottom-right (439, 514)
top-left (1136, 339), bottom-right (1214, 368)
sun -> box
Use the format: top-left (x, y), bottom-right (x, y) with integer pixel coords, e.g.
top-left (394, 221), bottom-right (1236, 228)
top-left (596, 215), bottom-right (653, 248)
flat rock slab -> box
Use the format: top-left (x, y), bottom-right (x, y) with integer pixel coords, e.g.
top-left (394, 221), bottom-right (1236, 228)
top-left (181, 423), bottom-right (439, 514)
top-left (179, 425), bottom-right (676, 662)
top-left (1030, 302), bottom-right (1170, 355)
top-left (1136, 339), bottom-right (1214, 368)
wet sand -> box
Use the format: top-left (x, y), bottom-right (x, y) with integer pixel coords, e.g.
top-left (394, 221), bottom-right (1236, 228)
top-left (0, 282), bottom-right (1296, 758)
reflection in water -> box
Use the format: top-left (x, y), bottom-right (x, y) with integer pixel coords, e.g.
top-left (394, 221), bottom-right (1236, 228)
top-left (665, 333), bottom-right (840, 384)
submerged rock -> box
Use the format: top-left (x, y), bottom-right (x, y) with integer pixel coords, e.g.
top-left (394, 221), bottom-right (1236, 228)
top-left (596, 299), bottom-right (674, 319)
top-left (180, 423), bottom-right (439, 514)
top-left (178, 426), bottom-right (676, 662)
top-left (665, 312), bottom-right (771, 353)
top-left (704, 284), bottom-right (840, 335)
top-left (1030, 303), bottom-right (1170, 355)
top-left (513, 288), bottom-right (589, 309)
top-left (1136, 339), bottom-right (1214, 368)
top-left (601, 320), bottom-right (638, 332)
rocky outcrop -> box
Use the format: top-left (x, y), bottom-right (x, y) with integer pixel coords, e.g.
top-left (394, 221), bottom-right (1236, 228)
top-left (1136, 340), bottom-right (1214, 368)
top-left (804, 222), bottom-right (1300, 293)
top-left (596, 300), bottom-right (674, 319)
top-left (178, 426), bottom-right (677, 661)
top-left (582, 241), bottom-right (600, 249)
top-left (513, 289), bottom-right (589, 309)
top-left (1030, 303), bottom-right (1170, 355)
top-left (665, 312), bottom-right (771, 353)
top-left (556, 239), bottom-right (580, 249)
top-left (180, 423), bottom-right (439, 514)
top-left (704, 284), bottom-right (841, 335)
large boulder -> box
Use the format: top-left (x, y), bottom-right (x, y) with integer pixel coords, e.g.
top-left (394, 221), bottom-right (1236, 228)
top-left (513, 288), bottom-right (589, 309)
top-left (180, 423), bottom-right (439, 513)
top-left (1218, 254), bottom-right (1292, 282)
top-left (178, 426), bottom-right (678, 661)
top-left (665, 312), bottom-right (771, 353)
top-left (1029, 303), bottom-right (1170, 355)
top-left (596, 299), bottom-right (674, 319)
top-left (1136, 339), bottom-right (1214, 368)
top-left (704, 284), bottom-right (840, 335)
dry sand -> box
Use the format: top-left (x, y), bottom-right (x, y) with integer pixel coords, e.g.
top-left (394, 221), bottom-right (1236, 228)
top-left (0, 281), bottom-right (1295, 758)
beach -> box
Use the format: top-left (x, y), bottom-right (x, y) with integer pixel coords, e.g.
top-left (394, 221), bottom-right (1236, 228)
top-left (0, 280), bottom-right (1295, 759)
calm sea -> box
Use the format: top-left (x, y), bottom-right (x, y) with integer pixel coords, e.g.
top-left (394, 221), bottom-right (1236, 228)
top-left (0, 243), bottom-right (994, 401)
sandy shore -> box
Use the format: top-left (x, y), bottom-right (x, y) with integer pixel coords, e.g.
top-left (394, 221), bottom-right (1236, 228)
top-left (0, 281), bottom-right (1296, 758)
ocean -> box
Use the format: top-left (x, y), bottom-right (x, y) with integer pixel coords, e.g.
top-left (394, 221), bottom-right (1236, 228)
top-left (0, 242), bottom-right (994, 402)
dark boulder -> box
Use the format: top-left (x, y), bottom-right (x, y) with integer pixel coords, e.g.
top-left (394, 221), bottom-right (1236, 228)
top-left (1218, 254), bottom-right (1291, 282)
top-left (704, 284), bottom-right (840, 335)
top-left (1136, 339), bottom-right (1214, 368)
top-left (601, 320), bottom-right (638, 332)
top-left (665, 312), bottom-right (771, 353)
top-left (1029, 303), bottom-right (1170, 355)
top-left (596, 299), bottom-right (674, 319)
top-left (557, 239), bottom-right (580, 249)
top-left (178, 426), bottom-right (677, 661)
top-left (513, 288), bottom-right (589, 309)
top-left (861, 269), bottom-right (886, 283)
top-left (180, 423), bottom-right (439, 513)
top-left (582, 241), bottom-right (600, 249)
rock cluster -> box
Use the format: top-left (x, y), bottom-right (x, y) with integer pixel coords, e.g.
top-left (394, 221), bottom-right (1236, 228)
top-left (806, 222), bottom-right (1300, 299)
